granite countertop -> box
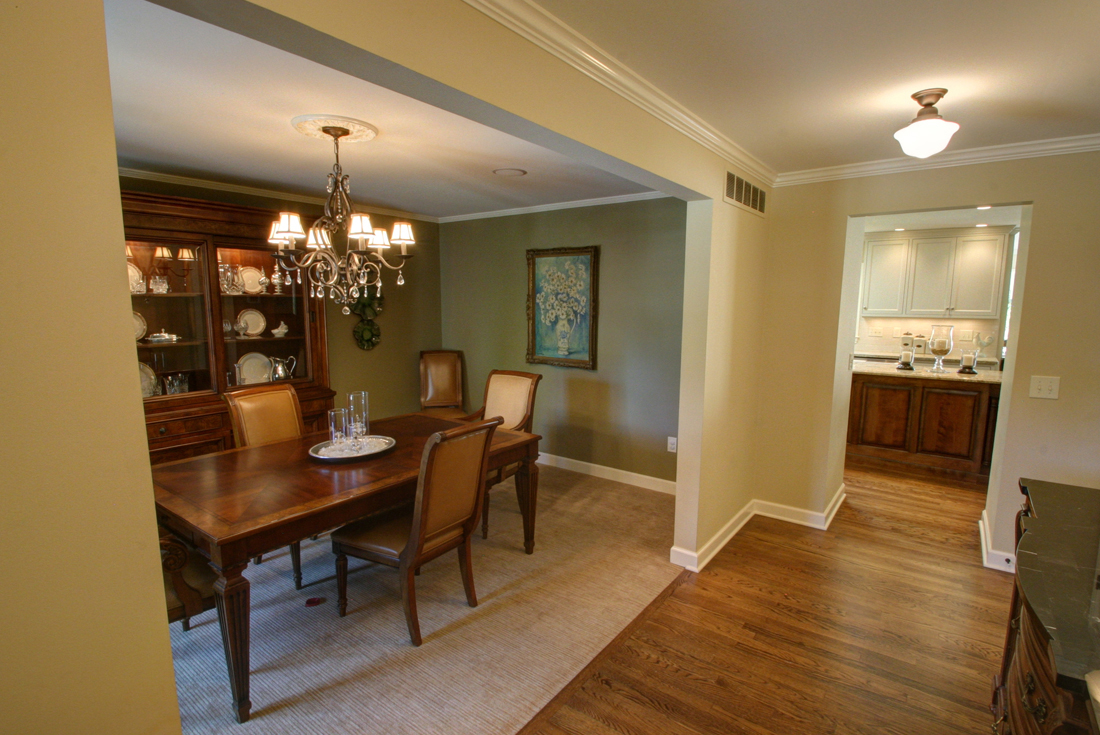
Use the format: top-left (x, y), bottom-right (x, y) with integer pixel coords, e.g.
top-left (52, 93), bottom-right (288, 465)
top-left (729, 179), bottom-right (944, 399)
top-left (852, 360), bottom-right (1003, 384)
top-left (1017, 478), bottom-right (1100, 688)
top-left (855, 350), bottom-right (999, 365)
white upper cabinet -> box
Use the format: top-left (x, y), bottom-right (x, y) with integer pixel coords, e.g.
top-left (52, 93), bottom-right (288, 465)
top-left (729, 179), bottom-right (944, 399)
top-left (952, 235), bottom-right (1006, 318)
top-left (906, 237), bottom-right (956, 316)
top-left (862, 239), bottom-right (910, 316)
top-left (861, 227), bottom-right (1009, 320)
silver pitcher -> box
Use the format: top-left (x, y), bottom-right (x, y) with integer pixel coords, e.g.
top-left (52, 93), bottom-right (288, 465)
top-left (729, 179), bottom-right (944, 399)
top-left (270, 355), bottom-right (297, 381)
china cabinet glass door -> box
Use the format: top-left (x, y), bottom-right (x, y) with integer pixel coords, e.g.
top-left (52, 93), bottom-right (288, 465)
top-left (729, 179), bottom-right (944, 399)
top-left (128, 239), bottom-right (214, 398)
top-left (217, 246), bottom-right (312, 388)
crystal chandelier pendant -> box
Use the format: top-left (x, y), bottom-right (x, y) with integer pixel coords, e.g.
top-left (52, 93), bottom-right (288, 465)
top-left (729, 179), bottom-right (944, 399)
top-left (342, 306), bottom-right (351, 315)
top-left (397, 272), bottom-right (405, 285)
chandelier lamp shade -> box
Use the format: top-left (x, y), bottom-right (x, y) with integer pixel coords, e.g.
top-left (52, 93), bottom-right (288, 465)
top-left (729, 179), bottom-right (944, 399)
top-left (270, 115), bottom-right (415, 314)
top-left (893, 88), bottom-right (960, 159)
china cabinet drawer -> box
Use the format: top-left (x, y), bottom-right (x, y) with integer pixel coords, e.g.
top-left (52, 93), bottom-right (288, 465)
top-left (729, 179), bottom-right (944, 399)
top-left (147, 412), bottom-right (226, 441)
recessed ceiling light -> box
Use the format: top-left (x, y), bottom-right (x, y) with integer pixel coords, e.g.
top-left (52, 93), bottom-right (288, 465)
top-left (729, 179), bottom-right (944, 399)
top-left (976, 223), bottom-right (988, 227)
top-left (493, 168), bottom-right (527, 177)
top-left (977, 205), bottom-right (992, 210)
top-left (894, 228), bottom-right (905, 231)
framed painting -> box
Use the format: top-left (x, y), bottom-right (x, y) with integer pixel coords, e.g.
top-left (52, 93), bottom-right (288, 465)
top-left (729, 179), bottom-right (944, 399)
top-left (526, 246), bottom-right (599, 370)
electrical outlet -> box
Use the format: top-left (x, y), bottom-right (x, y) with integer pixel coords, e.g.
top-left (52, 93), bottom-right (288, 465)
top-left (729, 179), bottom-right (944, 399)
top-left (1029, 376), bottom-right (1060, 399)
top-left (892, 327), bottom-right (902, 338)
top-left (870, 327), bottom-right (883, 337)
top-left (667, 437), bottom-right (677, 453)
top-left (958, 330), bottom-right (974, 341)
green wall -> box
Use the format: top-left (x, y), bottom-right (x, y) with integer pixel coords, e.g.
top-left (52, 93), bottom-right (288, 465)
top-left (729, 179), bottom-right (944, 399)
top-left (439, 197), bottom-right (686, 481)
top-left (119, 176), bottom-right (442, 420)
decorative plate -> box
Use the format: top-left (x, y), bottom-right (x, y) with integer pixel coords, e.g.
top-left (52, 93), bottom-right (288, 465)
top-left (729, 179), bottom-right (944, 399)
top-left (138, 362), bottom-right (160, 398)
top-left (309, 436), bottom-right (396, 464)
top-left (133, 311), bottom-right (147, 341)
top-left (236, 352), bottom-right (272, 384)
top-left (127, 263), bottom-right (144, 293)
top-left (236, 308), bottom-right (266, 336)
top-left (240, 266), bottom-right (264, 295)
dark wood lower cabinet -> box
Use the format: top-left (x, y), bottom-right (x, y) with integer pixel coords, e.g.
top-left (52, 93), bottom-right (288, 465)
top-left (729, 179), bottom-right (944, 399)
top-left (846, 372), bottom-right (1000, 484)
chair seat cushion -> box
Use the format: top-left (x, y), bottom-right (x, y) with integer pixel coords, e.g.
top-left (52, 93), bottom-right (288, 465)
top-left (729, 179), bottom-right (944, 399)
top-left (333, 508), bottom-right (463, 559)
top-left (164, 551), bottom-right (218, 617)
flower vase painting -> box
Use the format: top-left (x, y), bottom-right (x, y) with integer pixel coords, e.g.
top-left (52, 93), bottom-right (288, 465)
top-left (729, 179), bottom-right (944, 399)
top-left (526, 246), bottom-right (599, 369)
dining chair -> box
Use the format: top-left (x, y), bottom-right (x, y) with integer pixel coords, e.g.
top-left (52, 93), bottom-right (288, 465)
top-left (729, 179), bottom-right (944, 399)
top-left (419, 349), bottom-right (466, 419)
top-left (460, 370), bottom-right (542, 539)
top-left (223, 383), bottom-right (307, 588)
top-left (161, 530), bottom-right (217, 631)
top-left (331, 417), bottom-right (502, 646)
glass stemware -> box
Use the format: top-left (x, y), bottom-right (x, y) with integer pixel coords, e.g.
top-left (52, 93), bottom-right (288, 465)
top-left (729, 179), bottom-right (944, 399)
top-left (329, 408), bottom-right (350, 454)
top-left (348, 391), bottom-right (369, 450)
top-left (928, 324), bottom-right (954, 373)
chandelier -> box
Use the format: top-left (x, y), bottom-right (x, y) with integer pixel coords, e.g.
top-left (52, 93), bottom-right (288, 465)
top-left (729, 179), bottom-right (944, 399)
top-left (270, 115), bottom-right (414, 315)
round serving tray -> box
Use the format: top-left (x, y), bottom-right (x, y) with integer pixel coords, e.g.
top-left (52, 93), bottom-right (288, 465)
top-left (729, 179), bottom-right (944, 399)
top-left (308, 436), bottom-right (396, 464)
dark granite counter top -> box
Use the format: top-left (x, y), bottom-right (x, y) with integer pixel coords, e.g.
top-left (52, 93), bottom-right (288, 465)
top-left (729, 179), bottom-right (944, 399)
top-left (1018, 478), bottom-right (1100, 688)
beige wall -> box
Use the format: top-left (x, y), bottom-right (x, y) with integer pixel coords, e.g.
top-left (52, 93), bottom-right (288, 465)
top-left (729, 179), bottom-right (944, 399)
top-left (440, 197), bottom-right (686, 481)
top-left (1, 3), bottom-right (181, 733)
top-left (762, 151), bottom-right (1100, 557)
top-left (119, 176), bottom-right (443, 420)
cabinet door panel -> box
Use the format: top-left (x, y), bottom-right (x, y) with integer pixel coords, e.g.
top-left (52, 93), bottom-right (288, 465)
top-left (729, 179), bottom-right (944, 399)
top-left (952, 235), bottom-right (1004, 318)
top-left (858, 383), bottom-right (914, 449)
top-left (862, 239), bottom-right (909, 316)
top-left (917, 388), bottom-right (979, 458)
top-left (906, 237), bottom-right (955, 316)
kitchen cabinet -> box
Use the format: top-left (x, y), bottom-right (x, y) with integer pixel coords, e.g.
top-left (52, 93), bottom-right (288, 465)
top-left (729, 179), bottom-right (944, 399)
top-left (846, 369), bottom-right (1000, 484)
top-left (861, 239), bottom-right (910, 316)
top-left (123, 191), bottom-right (335, 464)
top-left (861, 227), bottom-right (1010, 319)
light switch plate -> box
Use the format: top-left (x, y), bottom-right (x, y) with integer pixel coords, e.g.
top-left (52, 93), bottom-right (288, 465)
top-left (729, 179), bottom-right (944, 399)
top-left (892, 327), bottom-right (902, 337)
top-left (667, 437), bottom-right (677, 453)
top-left (870, 327), bottom-right (883, 337)
top-left (1029, 376), bottom-right (1060, 399)
top-left (958, 330), bottom-right (974, 341)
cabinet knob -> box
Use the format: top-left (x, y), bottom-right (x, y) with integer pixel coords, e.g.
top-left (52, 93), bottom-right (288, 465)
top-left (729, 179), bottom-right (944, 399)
top-left (159, 427), bottom-right (167, 435)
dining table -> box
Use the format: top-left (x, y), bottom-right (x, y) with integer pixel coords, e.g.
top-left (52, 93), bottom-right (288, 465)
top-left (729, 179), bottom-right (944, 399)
top-left (153, 412), bottom-right (541, 723)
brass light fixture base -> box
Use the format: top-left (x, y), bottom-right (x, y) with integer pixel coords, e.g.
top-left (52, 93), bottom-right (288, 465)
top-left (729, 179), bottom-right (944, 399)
top-left (291, 114), bottom-right (378, 143)
top-left (909, 88), bottom-right (949, 122)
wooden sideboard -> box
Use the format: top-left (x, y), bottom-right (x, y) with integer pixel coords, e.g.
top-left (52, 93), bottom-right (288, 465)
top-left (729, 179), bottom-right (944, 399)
top-left (991, 479), bottom-right (1100, 735)
top-left (123, 192), bottom-right (335, 464)
top-left (846, 369), bottom-right (1000, 484)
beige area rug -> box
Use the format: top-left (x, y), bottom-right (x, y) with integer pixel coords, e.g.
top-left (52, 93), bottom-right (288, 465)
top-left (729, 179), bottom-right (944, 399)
top-left (170, 465), bottom-right (680, 734)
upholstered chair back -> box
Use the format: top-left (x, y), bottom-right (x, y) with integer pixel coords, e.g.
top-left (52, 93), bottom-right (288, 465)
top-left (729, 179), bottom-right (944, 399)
top-left (482, 372), bottom-right (540, 431)
top-left (224, 384), bottom-right (305, 447)
top-left (420, 350), bottom-right (463, 409)
top-left (409, 418), bottom-right (501, 559)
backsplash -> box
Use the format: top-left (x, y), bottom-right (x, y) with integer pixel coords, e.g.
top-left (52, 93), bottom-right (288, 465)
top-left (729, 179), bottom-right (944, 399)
top-left (856, 317), bottom-right (1001, 360)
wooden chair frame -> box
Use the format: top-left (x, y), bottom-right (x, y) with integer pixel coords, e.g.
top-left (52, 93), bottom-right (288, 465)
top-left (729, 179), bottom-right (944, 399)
top-left (419, 349), bottom-right (465, 412)
top-left (223, 383), bottom-right (307, 587)
top-left (333, 417), bottom-right (502, 645)
top-left (461, 370), bottom-right (543, 538)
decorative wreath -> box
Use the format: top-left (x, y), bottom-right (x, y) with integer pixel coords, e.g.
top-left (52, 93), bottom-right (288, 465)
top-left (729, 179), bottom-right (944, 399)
top-left (351, 288), bottom-right (384, 350)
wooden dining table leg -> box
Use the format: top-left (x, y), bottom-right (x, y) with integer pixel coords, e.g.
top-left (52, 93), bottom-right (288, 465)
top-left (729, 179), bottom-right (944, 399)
top-left (213, 562), bottom-right (252, 723)
top-left (514, 455), bottom-right (539, 554)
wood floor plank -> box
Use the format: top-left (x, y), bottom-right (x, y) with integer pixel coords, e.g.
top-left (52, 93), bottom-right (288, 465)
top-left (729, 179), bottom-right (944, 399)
top-left (521, 468), bottom-right (1014, 735)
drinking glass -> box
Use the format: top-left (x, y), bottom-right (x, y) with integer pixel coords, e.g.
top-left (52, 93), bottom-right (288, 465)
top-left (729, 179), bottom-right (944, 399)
top-left (928, 324), bottom-right (954, 373)
top-left (348, 391), bottom-right (369, 443)
top-left (150, 275), bottom-right (169, 293)
top-left (329, 408), bottom-right (350, 450)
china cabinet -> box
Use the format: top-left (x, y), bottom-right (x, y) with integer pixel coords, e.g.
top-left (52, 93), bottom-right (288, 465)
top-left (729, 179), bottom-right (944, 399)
top-left (123, 192), bottom-right (334, 464)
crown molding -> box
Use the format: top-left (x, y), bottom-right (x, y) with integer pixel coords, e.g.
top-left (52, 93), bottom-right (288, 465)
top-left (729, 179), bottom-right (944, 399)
top-left (774, 133), bottom-right (1100, 187)
top-left (117, 167), bottom-right (440, 222)
top-left (437, 190), bottom-right (668, 223)
top-left (462, 0), bottom-right (777, 186)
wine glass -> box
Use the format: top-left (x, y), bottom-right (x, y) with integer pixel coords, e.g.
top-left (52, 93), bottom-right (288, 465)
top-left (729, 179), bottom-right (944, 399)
top-left (329, 408), bottom-right (350, 453)
top-left (928, 324), bottom-right (954, 373)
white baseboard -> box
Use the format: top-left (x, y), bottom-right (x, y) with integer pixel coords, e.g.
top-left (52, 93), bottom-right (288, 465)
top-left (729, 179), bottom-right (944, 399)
top-left (979, 510), bottom-right (1016, 573)
top-left (669, 499), bottom-right (756, 572)
top-left (669, 483), bottom-right (847, 572)
top-left (536, 453), bottom-right (676, 495)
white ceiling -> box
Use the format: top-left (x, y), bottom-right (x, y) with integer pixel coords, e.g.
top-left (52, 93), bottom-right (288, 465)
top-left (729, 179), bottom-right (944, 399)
top-left (533, 0), bottom-right (1100, 172)
top-left (863, 205), bottom-right (1021, 233)
top-left (104, 0), bottom-right (651, 219)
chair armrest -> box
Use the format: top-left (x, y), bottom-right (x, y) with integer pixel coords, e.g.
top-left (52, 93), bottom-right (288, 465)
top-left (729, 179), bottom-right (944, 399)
top-left (458, 407), bottom-right (485, 422)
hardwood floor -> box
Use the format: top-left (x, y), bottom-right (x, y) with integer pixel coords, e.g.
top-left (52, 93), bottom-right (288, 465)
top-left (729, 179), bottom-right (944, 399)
top-left (521, 468), bottom-right (1015, 735)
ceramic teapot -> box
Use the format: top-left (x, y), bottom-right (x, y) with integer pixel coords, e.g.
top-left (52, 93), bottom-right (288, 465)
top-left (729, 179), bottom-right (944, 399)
top-left (270, 356), bottom-right (297, 381)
